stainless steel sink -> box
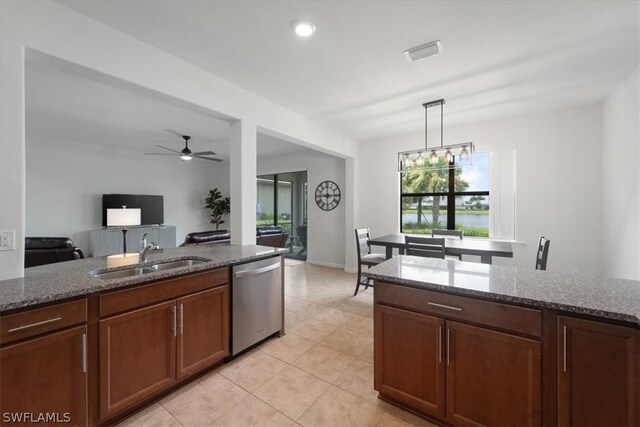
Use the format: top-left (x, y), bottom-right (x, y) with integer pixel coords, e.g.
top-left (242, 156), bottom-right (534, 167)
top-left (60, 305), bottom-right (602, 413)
top-left (92, 267), bottom-right (155, 280)
top-left (91, 258), bottom-right (208, 280)
top-left (150, 259), bottom-right (205, 271)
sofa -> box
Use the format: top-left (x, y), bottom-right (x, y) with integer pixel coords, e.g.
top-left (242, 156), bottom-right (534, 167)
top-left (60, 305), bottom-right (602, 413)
top-left (25, 237), bottom-right (85, 268)
top-left (181, 226), bottom-right (288, 248)
top-left (256, 226), bottom-right (289, 248)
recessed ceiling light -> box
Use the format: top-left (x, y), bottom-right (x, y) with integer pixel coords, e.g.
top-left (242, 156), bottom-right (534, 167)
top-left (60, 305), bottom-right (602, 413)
top-left (404, 40), bottom-right (442, 62)
top-left (293, 21), bottom-right (316, 37)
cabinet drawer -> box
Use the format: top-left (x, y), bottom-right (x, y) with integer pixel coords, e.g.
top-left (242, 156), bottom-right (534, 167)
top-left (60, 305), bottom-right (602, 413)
top-left (375, 282), bottom-right (541, 337)
top-left (1, 299), bottom-right (87, 345)
top-left (100, 268), bottom-right (228, 317)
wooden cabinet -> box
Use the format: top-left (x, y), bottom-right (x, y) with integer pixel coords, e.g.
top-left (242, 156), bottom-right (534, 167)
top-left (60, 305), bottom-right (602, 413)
top-left (99, 300), bottom-right (176, 419)
top-left (557, 316), bottom-right (639, 427)
top-left (374, 304), bottom-right (541, 426)
top-left (374, 305), bottom-right (445, 417)
top-left (0, 326), bottom-right (87, 426)
top-left (177, 286), bottom-right (229, 379)
top-left (446, 321), bottom-right (541, 427)
top-left (99, 278), bottom-right (230, 420)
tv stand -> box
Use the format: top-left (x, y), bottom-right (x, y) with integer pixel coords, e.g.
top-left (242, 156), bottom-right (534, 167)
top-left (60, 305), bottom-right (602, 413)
top-left (89, 225), bottom-right (176, 257)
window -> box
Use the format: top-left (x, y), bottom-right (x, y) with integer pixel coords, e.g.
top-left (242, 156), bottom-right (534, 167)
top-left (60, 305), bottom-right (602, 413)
top-left (401, 152), bottom-right (490, 237)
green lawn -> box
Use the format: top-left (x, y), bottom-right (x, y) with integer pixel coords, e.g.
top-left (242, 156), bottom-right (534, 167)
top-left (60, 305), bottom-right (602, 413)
top-left (402, 223), bottom-right (489, 238)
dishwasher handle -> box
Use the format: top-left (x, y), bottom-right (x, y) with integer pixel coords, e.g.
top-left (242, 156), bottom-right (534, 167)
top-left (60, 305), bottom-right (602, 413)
top-left (234, 262), bottom-right (280, 279)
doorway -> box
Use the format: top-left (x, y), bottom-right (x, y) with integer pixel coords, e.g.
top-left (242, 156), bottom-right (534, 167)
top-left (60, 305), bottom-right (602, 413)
top-left (257, 171), bottom-right (307, 260)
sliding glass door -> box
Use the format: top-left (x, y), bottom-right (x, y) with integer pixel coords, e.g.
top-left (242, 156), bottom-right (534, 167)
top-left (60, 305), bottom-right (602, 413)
top-left (257, 171), bottom-right (307, 259)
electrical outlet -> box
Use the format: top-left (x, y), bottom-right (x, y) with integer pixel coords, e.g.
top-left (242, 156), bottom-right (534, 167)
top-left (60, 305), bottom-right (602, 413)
top-left (0, 230), bottom-right (15, 251)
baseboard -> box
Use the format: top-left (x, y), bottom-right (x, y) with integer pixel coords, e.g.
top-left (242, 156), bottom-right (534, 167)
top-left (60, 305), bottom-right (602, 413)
top-left (344, 267), bottom-right (357, 274)
top-left (305, 259), bottom-right (345, 270)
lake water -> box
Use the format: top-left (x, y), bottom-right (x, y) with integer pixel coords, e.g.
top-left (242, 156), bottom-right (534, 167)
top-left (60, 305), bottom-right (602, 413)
top-left (402, 213), bottom-right (489, 229)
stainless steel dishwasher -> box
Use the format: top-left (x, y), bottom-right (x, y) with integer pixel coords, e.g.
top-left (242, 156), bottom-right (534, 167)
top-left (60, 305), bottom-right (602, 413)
top-left (231, 256), bottom-right (282, 356)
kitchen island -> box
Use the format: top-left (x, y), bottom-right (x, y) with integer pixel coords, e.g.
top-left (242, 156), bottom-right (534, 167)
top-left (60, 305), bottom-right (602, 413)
top-left (364, 256), bottom-right (639, 427)
top-left (0, 244), bottom-right (285, 426)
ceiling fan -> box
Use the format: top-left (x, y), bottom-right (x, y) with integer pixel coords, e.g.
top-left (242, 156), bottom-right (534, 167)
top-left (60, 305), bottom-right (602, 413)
top-left (144, 135), bottom-right (223, 162)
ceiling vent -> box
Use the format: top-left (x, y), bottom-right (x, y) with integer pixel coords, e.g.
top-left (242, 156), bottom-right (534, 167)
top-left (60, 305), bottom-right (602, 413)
top-left (404, 40), bottom-right (442, 62)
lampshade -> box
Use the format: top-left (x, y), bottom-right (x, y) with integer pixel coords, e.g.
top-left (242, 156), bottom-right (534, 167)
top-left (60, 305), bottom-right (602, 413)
top-left (107, 208), bottom-right (141, 227)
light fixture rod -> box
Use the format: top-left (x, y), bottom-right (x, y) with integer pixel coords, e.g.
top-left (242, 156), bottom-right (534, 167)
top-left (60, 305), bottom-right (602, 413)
top-left (423, 99), bottom-right (445, 150)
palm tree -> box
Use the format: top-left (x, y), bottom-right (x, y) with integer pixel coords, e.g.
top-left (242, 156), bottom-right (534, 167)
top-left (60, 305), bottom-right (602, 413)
top-left (402, 159), bottom-right (469, 229)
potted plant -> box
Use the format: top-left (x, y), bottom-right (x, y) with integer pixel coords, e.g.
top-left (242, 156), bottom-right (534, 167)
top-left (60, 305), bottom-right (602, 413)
top-left (205, 188), bottom-right (231, 230)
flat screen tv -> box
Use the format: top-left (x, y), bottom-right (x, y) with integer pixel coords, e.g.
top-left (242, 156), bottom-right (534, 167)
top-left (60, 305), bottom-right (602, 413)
top-left (102, 194), bottom-right (164, 227)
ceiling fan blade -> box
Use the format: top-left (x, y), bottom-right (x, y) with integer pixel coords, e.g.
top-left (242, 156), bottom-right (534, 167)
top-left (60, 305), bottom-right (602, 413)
top-left (194, 155), bottom-right (223, 162)
top-left (156, 145), bottom-right (182, 154)
top-left (144, 153), bottom-right (176, 156)
top-left (192, 150), bottom-right (217, 156)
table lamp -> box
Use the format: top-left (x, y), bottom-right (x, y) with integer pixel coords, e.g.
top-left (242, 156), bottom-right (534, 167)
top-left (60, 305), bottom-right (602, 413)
top-left (107, 206), bottom-right (141, 254)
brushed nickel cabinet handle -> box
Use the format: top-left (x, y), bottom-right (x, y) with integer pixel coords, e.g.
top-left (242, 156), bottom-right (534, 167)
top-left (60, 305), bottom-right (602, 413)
top-left (446, 328), bottom-right (451, 366)
top-left (8, 316), bottom-right (62, 332)
top-left (438, 326), bottom-right (442, 364)
top-left (172, 306), bottom-right (177, 337)
top-left (428, 302), bottom-right (462, 312)
top-left (563, 325), bottom-right (567, 373)
top-left (180, 303), bottom-right (184, 335)
top-left (82, 333), bottom-right (87, 374)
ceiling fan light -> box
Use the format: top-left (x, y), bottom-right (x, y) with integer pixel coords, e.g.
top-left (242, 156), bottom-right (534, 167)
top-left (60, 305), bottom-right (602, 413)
top-left (181, 154), bottom-right (192, 161)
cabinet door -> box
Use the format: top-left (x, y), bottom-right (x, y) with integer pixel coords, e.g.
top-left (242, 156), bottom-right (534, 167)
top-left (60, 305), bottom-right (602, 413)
top-left (446, 321), bottom-right (541, 426)
top-left (176, 286), bottom-right (229, 379)
top-left (100, 300), bottom-right (176, 419)
top-left (374, 304), bottom-right (446, 417)
top-left (558, 316), bottom-right (639, 426)
top-left (0, 326), bottom-right (87, 427)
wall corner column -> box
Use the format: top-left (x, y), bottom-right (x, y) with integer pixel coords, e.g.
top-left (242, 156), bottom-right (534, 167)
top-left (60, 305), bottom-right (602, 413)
top-left (230, 118), bottom-right (257, 245)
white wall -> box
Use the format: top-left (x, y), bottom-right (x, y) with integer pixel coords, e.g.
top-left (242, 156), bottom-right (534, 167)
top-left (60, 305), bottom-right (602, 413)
top-left (0, 0), bottom-right (357, 279)
top-left (26, 136), bottom-right (230, 255)
top-left (258, 151), bottom-right (346, 269)
top-left (602, 66), bottom-right (640, 280)
top-left (358, 105), bottom-right (604, 275)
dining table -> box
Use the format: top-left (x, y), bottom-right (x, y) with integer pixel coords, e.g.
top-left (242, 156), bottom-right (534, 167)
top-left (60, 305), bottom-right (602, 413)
top-left (367, 233), bottom-right (513, 264)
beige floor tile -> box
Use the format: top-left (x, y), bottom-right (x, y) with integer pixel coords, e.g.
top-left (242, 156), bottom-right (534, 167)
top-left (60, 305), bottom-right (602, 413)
top-left (212, 394), bottom-right (294, 427)
top-left (376, 412), bottom-right (416, 427)
top-left (285, 310), bottom-right (311, 331)
top-left (285, 297), bottom-right (327, 317)
top-left (321, 327), bottom-right (373, 356)
top-left (297, 385), bottom-right (384, 427)
top-left (219, 350), bottom-right (288, 392)
top-left (261, 333), bottom-right (316, 363)
top-left (254, 365), bottom-right (330, 421)
top-left (333, 358), bottom-right (377, 400)
top-left (160, 373), bottom-right (247, 426)
top-left (344, 314), bottom-right (374, 336)
top-left (289, 318), bottom-right (337, 342)
top-left (384, 405), bottom-right (439, 427)
top-left (292, 344), bottom-right (355, 383)
top-left (116, 403), bottom-right (181, 427)
top-left (358, 342), bottom-right (374, 363)
top-left (310, 307), bottom-right (355, 326)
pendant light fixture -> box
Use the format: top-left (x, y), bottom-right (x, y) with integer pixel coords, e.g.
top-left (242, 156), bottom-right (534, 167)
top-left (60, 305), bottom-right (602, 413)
top-left (398, 99), bottom-right (474, 171)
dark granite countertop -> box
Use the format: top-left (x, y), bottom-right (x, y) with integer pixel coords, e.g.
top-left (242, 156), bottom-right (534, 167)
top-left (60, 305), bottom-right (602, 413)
top-left (0, 244), bottom-right (286, 312)
top-left (364, 256), bottom-right (640, 325)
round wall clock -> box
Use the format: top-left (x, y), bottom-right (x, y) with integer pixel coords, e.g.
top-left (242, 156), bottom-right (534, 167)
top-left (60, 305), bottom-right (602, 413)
top-left (315, 180), bottom-right (341, 211)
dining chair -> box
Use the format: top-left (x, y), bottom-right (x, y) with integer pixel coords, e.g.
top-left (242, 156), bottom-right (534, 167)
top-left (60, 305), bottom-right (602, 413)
top-left (432, 229), bottom-right (463, 260)
top-left (354, 227), bottom-right (386, 296)
top-left (405, 236), bottom-right (446, 259)
top-left (535, 236), bottom-right (550, 270)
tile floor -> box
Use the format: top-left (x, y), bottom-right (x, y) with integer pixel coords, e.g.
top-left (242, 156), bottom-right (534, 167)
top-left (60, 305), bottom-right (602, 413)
top-left (117, 262), bottom-right (437, 427)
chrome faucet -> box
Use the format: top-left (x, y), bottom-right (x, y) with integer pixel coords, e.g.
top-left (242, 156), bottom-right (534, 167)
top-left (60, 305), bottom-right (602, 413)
top-left (139, 233), bottom-right (159, 263)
